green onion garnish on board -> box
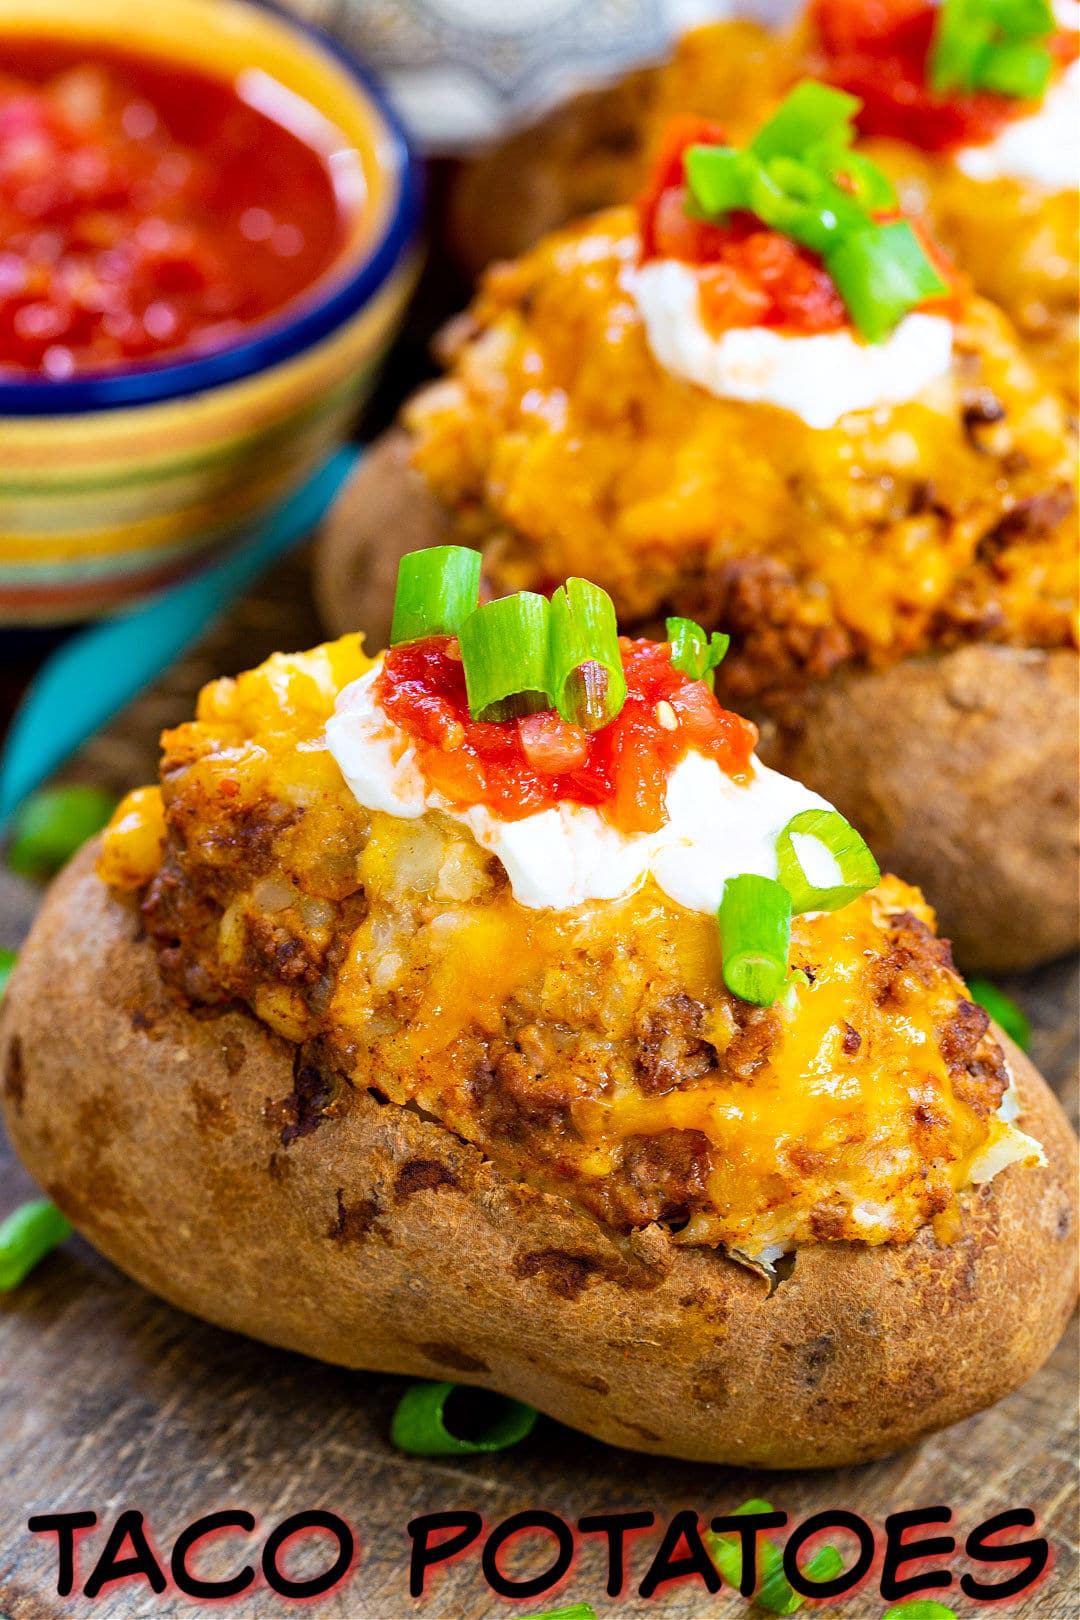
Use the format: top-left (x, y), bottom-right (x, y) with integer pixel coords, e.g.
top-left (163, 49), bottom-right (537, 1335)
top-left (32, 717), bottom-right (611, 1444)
top-left (390, 545), bottom-right (482, 644)
top-left (390, 1381), bottom-right (538, 1457)
top-left (548, 578), bottom-right (627, 731)
top-left (0, 1199), bottom-right (72, 1292)
top-left (460, 592), bottom-right (553, 722)
top-left (719, 875), bottom-right (793, 1007)
top-left (882, 1603), bottom-right (959, 1620)
top-left (531, 1608), bottom-right (598, 1620)
top-left (6, 784), bottom-right (117, 880)
top-left (684, 81), bottom-right (949, 342)
top-left (666, 617), bottom-right (730, 690)
top-left (775, 808), bottom-right (880, 914)
top-left (0, 947), bottom-right (16, 1000)
top-left (707, 1499), bottom-right (844, 1613)
top-left (930, 0), bottom-right (1055, 96)
top-left (967, 979), bottom-right (1031, 1050)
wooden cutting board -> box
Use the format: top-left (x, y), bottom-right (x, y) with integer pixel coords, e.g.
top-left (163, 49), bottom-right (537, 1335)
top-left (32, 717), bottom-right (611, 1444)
top-left (0, 554), bottom-right (1077, 1620)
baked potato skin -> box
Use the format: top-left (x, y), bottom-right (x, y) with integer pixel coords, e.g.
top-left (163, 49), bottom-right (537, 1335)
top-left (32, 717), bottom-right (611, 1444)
top-left (757, 645), bottom-right (1080, 973)
top-left (2, 842), bottom-right (1076, 1468)
top-left (313, 434), bottom-right (1080, 972)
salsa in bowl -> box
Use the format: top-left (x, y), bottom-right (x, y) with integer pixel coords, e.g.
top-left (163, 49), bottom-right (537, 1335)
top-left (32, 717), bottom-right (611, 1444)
top-left (0, 0), bottom-right (421, 623)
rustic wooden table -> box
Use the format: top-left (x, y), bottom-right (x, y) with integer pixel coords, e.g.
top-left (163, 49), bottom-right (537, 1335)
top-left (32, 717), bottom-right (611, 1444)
top-left (0, 547), bottom-right (1076, 1620)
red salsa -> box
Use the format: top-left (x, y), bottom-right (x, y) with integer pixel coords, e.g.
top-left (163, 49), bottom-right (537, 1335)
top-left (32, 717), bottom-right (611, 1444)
top-left (637, 118), bottom-right (848, 337)
top-left (376, 635), bottom-right (758, 836)
top-left (810, 0), bottom-right (1075, 152)
top-left (0, 38), bottom-right (350, 376)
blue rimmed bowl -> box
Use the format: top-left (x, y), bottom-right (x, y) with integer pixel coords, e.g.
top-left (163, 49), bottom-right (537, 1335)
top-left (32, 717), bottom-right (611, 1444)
top-left (0, 0), bottom-right (422, 625)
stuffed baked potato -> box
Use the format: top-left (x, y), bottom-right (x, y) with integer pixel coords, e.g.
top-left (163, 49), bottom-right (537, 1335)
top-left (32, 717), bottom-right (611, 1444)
top-left (3, 564), bottom-right (1076, 1467)
top-left (317, 101), bottom-right (1079, 971)
top-left (450, 2), bottom-right (1080, 400)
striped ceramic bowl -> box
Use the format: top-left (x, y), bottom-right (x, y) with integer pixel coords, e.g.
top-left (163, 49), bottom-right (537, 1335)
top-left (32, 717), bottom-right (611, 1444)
top-left (0, 0), bottom-right (421, 626)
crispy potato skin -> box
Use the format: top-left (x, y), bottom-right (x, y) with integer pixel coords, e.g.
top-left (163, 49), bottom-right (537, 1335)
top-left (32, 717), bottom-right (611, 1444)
top-left (314, 433), bottom-right (1080, 971)
top-left (756, 645), bottom-right (1080, 972)
top-left (2, 842), bottom-right (1076, 1467)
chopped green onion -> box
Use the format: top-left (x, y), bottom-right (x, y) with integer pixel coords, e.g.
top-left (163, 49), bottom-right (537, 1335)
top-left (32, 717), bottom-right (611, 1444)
top-left (930, 0), bottom-right (1055, 94)
top-left (757, 1545), bottom-right (844, 1612)
top-left (390, 545), bottom-right (481, 644)
top-left (826, 148), bottom-right (898, 211)
top-left (460, 593), bottom-right (552, 722)
top-left (6, 785), bottom-right (117, 880)
top-left (882, 1604), bottom-right (959, 1620)
top-left (548, 578), bottom-right (626, 731)
top-left (390, 1381), bottom-right (538, 1457)
top-left (719, 875), bottom-right (792, 1007)
top-left (0, 946), bottom-right (16, 1000)
top-left (750, 80), bottom-right (860, 162)
top-left (826, 221), bottom-right (948, 343)
top-left (931, 12), bottom-right (997, 91)
top-left (775, 808), bottom-right (880, 914)
top-left (0, 1199), bottom-right (72, 1292)
top-left (685, 144), bottom-right (746, 215)
top-left (978, 39), bottom-right (1053, 96)
top-left (666, 617), bottom-right (730, 690)
top-left (531, 1609), bottom-right (598, 1620)
top-left (707, 1500), bottom-right (844, 1613)
top-left (967, 979), bottom-right (1031, 1050)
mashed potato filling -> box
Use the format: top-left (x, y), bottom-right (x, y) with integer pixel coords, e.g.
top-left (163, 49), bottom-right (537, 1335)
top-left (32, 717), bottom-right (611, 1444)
top-left (99, 639), bottom-right (1044, 1264)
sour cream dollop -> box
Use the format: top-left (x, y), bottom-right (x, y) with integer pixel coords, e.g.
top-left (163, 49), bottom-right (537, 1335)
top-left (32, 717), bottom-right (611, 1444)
top-left (953, 57), bottom-right (1080, 189)
top-left (626, 258), bottom-right (954, 429)
top-left (326, 658), bottom-right (844, 914)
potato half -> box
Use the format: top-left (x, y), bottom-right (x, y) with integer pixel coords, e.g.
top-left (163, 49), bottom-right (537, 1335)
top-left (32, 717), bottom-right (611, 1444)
top-left (2, 842), bottom-right (1075, 1469)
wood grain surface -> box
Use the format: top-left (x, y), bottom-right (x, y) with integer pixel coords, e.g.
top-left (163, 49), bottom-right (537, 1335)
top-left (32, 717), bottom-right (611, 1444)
top-left (0, 554), bottom-right (1077, 1620)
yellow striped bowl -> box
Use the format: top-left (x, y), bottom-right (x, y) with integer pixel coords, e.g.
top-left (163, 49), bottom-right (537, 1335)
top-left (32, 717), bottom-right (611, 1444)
top-left (0, 0), bottom-right (421, 625)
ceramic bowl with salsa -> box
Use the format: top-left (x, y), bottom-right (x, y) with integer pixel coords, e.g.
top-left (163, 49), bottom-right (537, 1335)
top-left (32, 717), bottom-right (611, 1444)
top-left (0, 0), bottom-right (421, 625)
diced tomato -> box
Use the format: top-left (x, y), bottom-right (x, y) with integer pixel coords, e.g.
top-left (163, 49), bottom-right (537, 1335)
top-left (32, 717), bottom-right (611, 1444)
top-left (376, 635), bottom-right (758, 836)
top-left (518, 711), bottom-right (590, 774)
top-left (637, 120), bottom-right (851, 336)
top-left (637, 117), bottom-right (729, 258)
top-left (808, 0), bottom-right (1066, 152)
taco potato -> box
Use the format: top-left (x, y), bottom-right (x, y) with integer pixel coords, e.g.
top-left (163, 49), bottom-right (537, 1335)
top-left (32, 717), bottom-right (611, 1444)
top-left (449, 6), bottom-right (1079, 400)
top-left (317, 159), bottom-right (1078, 968)
top-left (2, 608), bottom-right (1075, 1468)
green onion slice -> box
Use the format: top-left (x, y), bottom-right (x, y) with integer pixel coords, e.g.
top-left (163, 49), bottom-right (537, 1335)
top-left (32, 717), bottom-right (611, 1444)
top-left (6, 785), bottom-right (117, 881)
top-left (775, 808), bottom-right (880, 914)
top-left (390, 545), bottom-right (482, 645)
top-left (750, 80), bottom-right (861, 162)
top-left (882, 1603), bottom-right (960, 1620)
top-left (548, 578), bottom-right (627, 731)
top-left (967, 978), bottom-right (1031, 1051)
top-left (0, 946), bottom-right (16, 1001)
top-left (825, 220), bottom-right (948, 343)
top-left (390, 1381), bottom-right (538, 1457)
top-left (978, 39), bottom-right (1053, 96)
top-left (666, 617), bottom-right (730, 690)
top-left (685, 144), bottom-right (746, 215)
top-left (0, 1199), bottom-right (72, 1292)
top-left (707, 1499), bottom-right (844, 1613)
top-left (531, 1609), bottom-right (598, 1620)
top-left (930, 0), bottom-right (1055, 94)
top-left (719, 875), bottom-right (792, 1007)
top-left (460, 593), bottom-right (552, 722)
